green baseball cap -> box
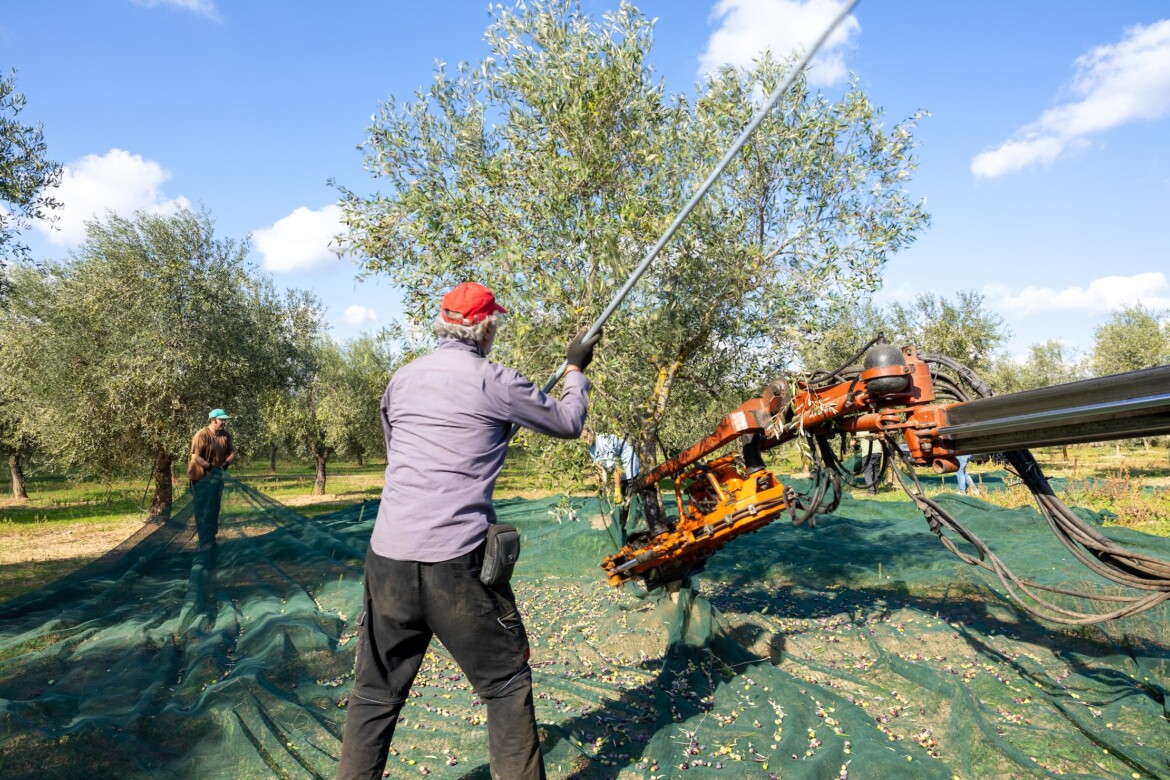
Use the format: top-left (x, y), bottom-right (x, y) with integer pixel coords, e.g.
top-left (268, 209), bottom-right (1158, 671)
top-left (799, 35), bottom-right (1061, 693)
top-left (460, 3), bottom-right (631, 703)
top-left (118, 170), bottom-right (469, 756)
top-left (208, 408), bottom-right (231, 420)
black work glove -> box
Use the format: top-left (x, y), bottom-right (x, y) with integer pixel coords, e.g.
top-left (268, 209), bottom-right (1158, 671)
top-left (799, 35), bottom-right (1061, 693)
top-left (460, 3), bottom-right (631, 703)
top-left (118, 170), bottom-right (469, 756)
top-left (566, 328), bottom-right (602, 372)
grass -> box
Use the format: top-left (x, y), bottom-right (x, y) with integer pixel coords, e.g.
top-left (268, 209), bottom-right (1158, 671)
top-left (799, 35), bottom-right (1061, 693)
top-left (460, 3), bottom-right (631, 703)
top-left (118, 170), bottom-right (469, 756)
top-left (0, 459), bottom-right (387, 600)
top-left (835, 442), bottom-right (1170, 533)
top-left (0, 479), bottom-right (157, 594)
top-left (0, 449), bottom-right (573, 601)
top-left (230, 461), bottom-right (388, 517)
top-left (0, 442), bottom-right (1166, 602)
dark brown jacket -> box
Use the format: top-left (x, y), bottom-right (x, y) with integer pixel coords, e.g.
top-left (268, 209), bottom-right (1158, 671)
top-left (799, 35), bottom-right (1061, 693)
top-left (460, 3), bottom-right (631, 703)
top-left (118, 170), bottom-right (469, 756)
top-left (187, 426), bottom-right (235, 483)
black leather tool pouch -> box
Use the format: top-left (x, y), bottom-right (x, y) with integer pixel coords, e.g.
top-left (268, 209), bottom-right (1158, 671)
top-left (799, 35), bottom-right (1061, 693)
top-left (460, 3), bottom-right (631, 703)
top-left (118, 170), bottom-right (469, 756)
top-left (480, 523), bottom-right (520, 586)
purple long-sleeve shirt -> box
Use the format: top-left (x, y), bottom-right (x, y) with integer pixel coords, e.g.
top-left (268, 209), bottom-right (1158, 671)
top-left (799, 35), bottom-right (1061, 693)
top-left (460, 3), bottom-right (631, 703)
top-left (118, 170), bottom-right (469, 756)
top-left (370, 337), bottom-right (590, 562)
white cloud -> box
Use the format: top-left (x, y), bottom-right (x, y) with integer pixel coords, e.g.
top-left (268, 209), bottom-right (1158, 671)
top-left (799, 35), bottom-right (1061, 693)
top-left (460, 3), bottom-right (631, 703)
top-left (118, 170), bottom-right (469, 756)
top-left (342, 304), bottom-right (378, 327)
top-left (35, 148), bottom-right (190, 245)
top-left (984, 271), bottom-right (1170, 316)
top-left (130, 0), bottom-right (221, 22)
top-left (872, 278), bottom-right (917, 307)
top-left (699, 0), bottom-right (860, 87)
top-left (972, 19), bottom-right (1170, 178)
top-left (253, 204), bottom-right (343, 273)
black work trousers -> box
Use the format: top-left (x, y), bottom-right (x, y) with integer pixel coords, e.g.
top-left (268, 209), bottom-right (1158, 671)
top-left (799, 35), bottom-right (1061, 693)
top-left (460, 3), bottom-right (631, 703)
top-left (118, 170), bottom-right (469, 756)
top-left (336, 546), bottom-right (545, 780)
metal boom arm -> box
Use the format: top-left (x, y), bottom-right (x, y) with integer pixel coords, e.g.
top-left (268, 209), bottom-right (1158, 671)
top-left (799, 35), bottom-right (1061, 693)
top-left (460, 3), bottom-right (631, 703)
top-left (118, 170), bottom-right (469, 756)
top-left (601, 341), bottom-right (1170, 625)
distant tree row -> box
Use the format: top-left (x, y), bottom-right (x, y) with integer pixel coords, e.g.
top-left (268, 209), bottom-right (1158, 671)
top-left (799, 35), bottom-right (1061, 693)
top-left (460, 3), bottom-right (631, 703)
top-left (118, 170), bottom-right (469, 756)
top-left (0, 208), bottom-right (401, 507)
top-left (5, 3), bottom-right (1165, 509)
top-left (985, 302), bottom-right (1168, 393)
top-left (793, 291), bottom-right (1170, 395)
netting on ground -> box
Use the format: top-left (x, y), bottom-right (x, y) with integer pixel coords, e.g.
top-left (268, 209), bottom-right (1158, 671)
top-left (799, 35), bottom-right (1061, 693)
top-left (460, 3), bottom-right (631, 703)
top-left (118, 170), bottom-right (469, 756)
top-left (1, 472), bottom-right (1168, 779)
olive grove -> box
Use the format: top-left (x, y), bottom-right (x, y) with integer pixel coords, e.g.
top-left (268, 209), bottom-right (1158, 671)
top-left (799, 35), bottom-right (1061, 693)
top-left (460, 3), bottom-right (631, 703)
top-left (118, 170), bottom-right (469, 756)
top-left (1, 209), bottom-right (322, 513)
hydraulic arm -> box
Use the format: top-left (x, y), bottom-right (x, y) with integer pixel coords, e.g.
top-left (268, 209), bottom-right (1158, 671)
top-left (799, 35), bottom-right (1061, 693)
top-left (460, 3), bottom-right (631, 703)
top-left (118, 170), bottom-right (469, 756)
top-left (601, 341), bottom-right (1170, 624)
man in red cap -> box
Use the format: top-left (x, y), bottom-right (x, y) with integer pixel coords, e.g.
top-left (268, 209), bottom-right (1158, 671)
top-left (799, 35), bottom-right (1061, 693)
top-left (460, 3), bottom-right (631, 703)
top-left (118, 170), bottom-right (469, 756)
top-left (338, 281), bottom-right (600, 780)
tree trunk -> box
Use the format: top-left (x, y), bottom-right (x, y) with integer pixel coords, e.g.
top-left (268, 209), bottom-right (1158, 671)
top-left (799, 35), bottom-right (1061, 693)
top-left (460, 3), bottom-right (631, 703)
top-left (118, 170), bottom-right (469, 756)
top-left (638, 331), bottom-right (709, 471)
top-left (312, 450), bottom-right (331, 495)
top-left (269, 443), bottom-right (278, 473)
top-left (639, 354), bottom-right (691, 470)
top-left (8, 453), bottom-right (29, 500)
top-left (356, 449), bottom-right (364, 467)
top-left (150, 446), bottom-right (174, 520)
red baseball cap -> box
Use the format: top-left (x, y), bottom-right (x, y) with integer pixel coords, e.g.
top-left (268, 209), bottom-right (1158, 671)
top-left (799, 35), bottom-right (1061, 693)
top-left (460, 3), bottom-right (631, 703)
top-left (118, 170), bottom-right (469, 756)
top-left (440, 282), bottom-right (507, 325)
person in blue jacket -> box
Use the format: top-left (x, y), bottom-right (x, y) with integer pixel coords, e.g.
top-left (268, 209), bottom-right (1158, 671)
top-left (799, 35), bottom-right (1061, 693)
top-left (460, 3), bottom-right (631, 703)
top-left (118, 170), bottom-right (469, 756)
top-left (583, 429), bottom-right (640, 503)
top-left (956, 454), bottom-right (979, 496)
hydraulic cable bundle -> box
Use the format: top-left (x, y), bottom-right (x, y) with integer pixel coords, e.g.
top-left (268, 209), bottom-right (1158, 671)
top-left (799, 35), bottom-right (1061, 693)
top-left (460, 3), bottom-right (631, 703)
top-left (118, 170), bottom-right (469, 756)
top-left (602, 338), bottom-right (1170, 625)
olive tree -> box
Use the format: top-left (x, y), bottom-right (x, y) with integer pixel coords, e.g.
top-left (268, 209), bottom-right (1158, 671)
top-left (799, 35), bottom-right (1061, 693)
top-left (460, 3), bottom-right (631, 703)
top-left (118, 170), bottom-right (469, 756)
top-left (987, 340), bottom-right (1084, 396)
top-left (1089, 304), bottom-right (1168, 454)
top-left (262, 335), bottom-right (400, 495)
top-left (791, 290), bottom-right (1009, 386)
top-left (1, 265), bottom-right (57, 499)
top-left (1090, 304), bottom-right (1168, 377)
top-left (3, 209), bottom-right (322, 515)
top-left (0, 380), bottom-right (36, 499)
top-left (328, 332), bottom-right (402, 466)
top-left (337, 0), bottom-right (929, 469)
top-left (262, 360), bottom-right (338, 496)
top-left (1, 70), bottom-right (62, 301)
top-left (885, 290), bottom-right (1009, 373)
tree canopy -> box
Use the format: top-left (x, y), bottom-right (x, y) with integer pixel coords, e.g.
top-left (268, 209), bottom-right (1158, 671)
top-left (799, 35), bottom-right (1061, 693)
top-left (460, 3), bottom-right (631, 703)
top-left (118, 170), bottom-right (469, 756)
top-left (1, 208), bottom-right (322, 512)
top-left (885, 290), bottom-right (1009, 372)
top-left (263, 333), bottom-right (402, 494)
top-left (793, 290), bottom-right (1009, 377)
top-left (1090, 304), bottom-right (1168, 377)
top-left (0, 70), bottom-right (63, 300)
top-left (337, 0), bottom-right (929, 464)
top-left (986, 339), bottom-right (1085, 396)
top-left (792, 298), bottom-right (886, 375)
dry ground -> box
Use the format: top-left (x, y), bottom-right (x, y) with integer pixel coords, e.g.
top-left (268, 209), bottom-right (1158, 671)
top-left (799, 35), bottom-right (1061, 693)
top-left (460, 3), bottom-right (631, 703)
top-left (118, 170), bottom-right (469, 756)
top-left (0, 480), bottom-right (565, 595)
top-left (0, 514), bottom-right (144, 566)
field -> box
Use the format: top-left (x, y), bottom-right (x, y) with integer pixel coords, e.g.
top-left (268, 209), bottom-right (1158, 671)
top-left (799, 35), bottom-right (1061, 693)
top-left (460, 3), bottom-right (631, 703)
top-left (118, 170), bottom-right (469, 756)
top-left (1, 442), bottom-right (1168, 604)
top-left (1, 443), bottom-right (1169, 778)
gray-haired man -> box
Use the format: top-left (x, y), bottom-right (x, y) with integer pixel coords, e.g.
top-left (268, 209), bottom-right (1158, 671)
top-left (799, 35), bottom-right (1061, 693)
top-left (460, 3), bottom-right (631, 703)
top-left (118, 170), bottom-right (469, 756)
top-left (337, 282), bottom-right (600, 780)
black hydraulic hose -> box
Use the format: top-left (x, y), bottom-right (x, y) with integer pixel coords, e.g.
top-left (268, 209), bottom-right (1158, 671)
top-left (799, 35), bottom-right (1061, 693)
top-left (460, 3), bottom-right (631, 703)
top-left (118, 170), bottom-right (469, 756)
top-left (919, 351), bottom-right (996, 399)
top-left (786, 434), bottom-right (843, 527)
top-left (880, 355), bottom-right (1170, 623)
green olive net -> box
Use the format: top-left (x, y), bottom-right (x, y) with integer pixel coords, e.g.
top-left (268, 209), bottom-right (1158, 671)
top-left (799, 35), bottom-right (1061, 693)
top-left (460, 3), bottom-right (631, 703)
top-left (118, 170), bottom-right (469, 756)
top-left (1, 472), bottom-right (1168, 779)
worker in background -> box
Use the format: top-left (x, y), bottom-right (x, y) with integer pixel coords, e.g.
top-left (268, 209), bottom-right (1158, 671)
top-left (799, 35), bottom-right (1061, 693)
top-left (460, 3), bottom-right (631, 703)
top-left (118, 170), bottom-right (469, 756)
top-left (336, 282), bottom-right (600, 780)
top-left (856, 437), bottom-right (882, 494)
top-left (956, 454), bottom-right (979, 496)
top-left (582, 429), bottom-right (640, 504)
top-left (187, 408), bottom-right (236, 551)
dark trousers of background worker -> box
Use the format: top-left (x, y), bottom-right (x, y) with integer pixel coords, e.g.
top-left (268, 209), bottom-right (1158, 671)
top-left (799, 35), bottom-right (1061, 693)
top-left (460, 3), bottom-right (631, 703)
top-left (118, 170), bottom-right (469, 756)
top-left (337, 546), bottom-right (545, 780)
top-left (191, 469), bottom-right (224, 549)
top-left (862, 453), bottom-right (882, 494)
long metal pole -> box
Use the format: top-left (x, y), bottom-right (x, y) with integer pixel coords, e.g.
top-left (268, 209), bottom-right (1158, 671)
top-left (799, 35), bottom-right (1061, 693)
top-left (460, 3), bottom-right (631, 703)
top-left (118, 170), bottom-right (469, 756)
top-left (538, 0), bottom-right (860, 395)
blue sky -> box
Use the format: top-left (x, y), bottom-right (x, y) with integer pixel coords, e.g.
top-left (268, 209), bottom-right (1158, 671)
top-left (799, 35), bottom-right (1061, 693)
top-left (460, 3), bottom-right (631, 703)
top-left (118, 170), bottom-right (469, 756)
top-left (3, 0), bottom-right (1168, 361)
